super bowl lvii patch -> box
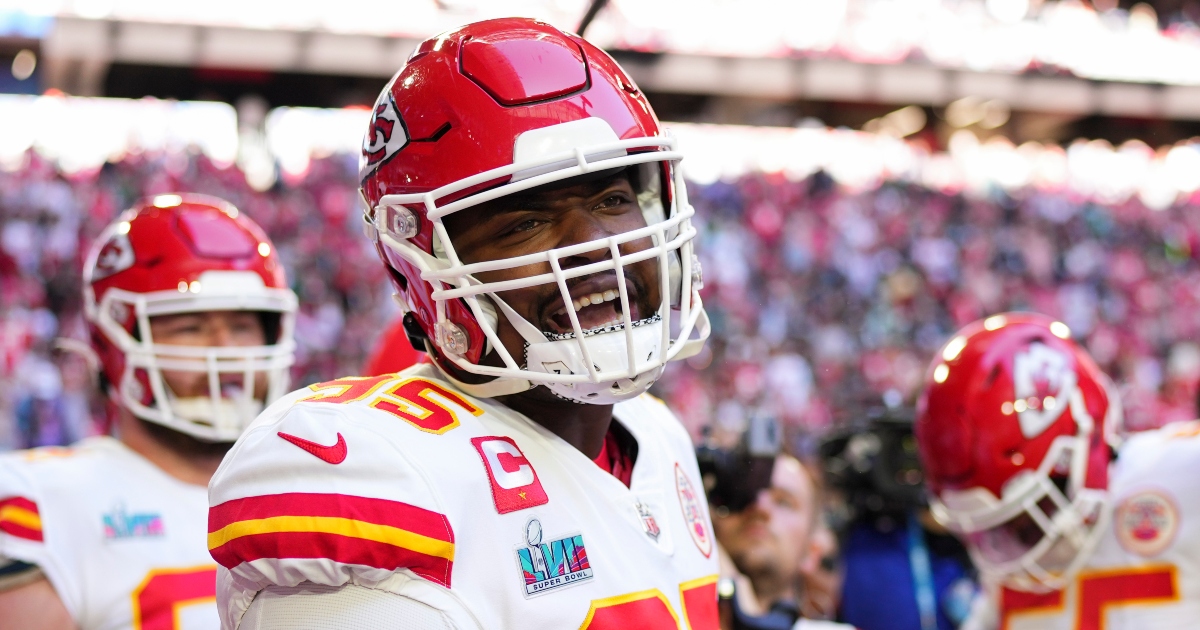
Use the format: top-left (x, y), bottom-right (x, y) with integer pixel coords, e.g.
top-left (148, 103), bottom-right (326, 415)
top-left (515, 517), bottom-right (593, 597)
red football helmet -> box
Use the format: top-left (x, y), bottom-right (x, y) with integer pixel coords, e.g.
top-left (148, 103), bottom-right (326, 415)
top-left (83, 194), bottom-right (297, 441)
top-left (916, 312), bottom-right (1122, 591)
top-left (359, 18), bottom-right (708, 403)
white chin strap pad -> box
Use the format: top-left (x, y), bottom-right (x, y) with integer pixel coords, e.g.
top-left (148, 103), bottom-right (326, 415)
top-left (170, 396), bottom-right (263, 433)
top-left (525, 321), bottom-right (664, 404)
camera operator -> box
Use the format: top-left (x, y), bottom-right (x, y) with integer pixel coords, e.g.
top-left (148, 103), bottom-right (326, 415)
top-left (699, 415), bottom-right (854, 630)
top-left (821, 406), bottom-right (979, 630)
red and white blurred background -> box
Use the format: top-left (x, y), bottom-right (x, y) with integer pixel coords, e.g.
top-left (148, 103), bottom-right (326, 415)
top-left (2, 0), bottom-right (1200, 452)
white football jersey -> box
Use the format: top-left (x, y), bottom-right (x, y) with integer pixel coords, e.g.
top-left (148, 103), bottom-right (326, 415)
top-left (991, 421), bottom-right (1200, 630)
top-left (0, 436), bottom-right (218, 630)
top-left (207, 364), bottom-right (720, 630)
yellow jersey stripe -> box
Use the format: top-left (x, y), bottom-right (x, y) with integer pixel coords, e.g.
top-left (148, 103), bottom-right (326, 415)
top-left (208, 515), bottom-right (454, 561)
top-left (0, 505), bottom-right (42, 531)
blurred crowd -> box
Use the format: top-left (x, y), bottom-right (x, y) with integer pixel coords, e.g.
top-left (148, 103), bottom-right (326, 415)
top-left (661, 169), bottom-right (1200, 448)
top-left (3, 150), bottom-right (1200, 451)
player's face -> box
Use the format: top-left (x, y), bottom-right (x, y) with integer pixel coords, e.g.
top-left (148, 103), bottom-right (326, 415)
top-left (148, 311), bottom-right (269, 400)
top-left (713, 456), bottom-right (816, 582)
top-left (443, 171), bottom-right (663, 362)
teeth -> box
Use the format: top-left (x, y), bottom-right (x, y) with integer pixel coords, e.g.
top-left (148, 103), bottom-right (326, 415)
top-left (564, 288), bottom-right (622, 314)
top-left (551, 287), bottom-right (627, 319)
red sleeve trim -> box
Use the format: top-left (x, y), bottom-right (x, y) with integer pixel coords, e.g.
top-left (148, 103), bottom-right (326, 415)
top-left (0, 496), bottom-right (43, 542)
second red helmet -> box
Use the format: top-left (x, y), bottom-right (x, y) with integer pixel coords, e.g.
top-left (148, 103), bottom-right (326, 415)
top-left (916, 312), bottom-right (1122, 592)
top-left (84, 194), bottom-right (297, 441)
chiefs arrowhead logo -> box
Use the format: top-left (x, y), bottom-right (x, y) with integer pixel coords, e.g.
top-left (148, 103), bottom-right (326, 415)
top-left (1012, 342), bottom-right (1077, 439)
top-left (92, 233), bottom-right (135, 281)
top-left (359, 91), bottom-right (409, 180)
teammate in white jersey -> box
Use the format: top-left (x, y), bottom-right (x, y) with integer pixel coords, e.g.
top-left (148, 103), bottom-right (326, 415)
top-left (914, 312), bottom-right (1200, 630)
top-left (0, 195), bottom-right (297, 630)
top-left (207, 16), bottom-right (716, 630)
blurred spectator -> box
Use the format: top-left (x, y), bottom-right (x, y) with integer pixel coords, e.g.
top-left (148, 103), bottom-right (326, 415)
top-left (821, 410), bottom-right (977, 630)
top-left (712, 454), bottom-right (852, 630)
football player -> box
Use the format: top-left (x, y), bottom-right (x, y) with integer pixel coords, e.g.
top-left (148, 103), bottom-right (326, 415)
top-left (0, 195), bottom-right (297, 629)
top-left (206, 17), bottom-right (717, 630)
top-left (915, 312), bottom-right (1200, 629)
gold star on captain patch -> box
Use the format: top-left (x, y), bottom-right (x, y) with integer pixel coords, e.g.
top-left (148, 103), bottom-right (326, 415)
top-left (518, 492), bottom-right (527, 500)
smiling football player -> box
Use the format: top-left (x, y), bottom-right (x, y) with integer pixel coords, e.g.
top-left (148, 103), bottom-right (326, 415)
top-left (206, 17), bottom-right (718, 630)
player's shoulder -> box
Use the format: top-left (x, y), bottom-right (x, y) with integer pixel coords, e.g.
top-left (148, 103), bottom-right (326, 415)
top-left (209, 365), bottom-right (483, 591)
top-left (0, 438), bottom-right (128, 559)
top-left (0, 436), bottom-right (125, 474)
top-left (211, 364), bottom-right (472, 504)
top-left (1108, 421), bottom-right (1200, 538)
top-left (615, 392), bottom-right (694, 457)
top-left (250, 363), bottom-right (485, 433)
top-left (1116, 420), bottom-right (1200, 472)
top-left (0, 437), bottom-right (130, 513)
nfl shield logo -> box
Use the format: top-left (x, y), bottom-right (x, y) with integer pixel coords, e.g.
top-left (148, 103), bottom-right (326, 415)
top-left (636, 501), bottom-right (661, 541)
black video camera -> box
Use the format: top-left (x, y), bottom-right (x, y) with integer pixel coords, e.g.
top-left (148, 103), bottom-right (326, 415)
top-left (696, 412), bottom-right (782, 514)
top-left (819, 406), bottom-right (925, 520)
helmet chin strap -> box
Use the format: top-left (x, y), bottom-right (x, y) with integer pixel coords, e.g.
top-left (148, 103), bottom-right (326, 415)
top-left (490, 291), bottom-right (553, 347)
top-left (170, 396), bottom-right (263, 429)
top-left (429, 292), bottom-right (544, 399)
top-left (424, 338), bottom-right (533, 399)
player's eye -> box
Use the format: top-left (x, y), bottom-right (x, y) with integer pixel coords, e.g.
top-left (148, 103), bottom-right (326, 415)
top-left (595, 193), bottom-right (633, 211)
top-left (499, 217), bottom-right (545, 238)
top-left (161, 319), bottom-right (204, 335)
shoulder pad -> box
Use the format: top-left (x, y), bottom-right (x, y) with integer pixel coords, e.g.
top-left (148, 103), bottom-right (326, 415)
top-left (209, 397), bottom-right (456, 594)
top-left (287, 366), bottom-right (484, 435)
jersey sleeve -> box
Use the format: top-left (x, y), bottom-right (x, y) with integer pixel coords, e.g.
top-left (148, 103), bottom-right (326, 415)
top-left (208, 394), bottom-right (457, 629)
top-left (239, 581), bottom-right (481, 630)
top-left (0, 453), bottom-right (80, 612)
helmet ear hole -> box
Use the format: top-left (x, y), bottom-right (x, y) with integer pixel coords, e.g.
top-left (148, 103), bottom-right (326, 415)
top-left (402, 312), bottom-right (431, 353)
top-left (384, 259), bottom-right (409, 293)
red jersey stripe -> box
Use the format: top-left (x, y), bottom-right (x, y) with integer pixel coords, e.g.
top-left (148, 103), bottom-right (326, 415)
top-left (208, 493), bottom-right (452, 544)
top-left (0, 496), bottom-right (38, 513)
top-left (209, 530), bottom-right (452, 587)
top-left (0, 496), bottom-right (42, 542)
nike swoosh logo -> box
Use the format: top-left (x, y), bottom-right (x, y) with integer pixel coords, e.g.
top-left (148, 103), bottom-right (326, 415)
top-left (277, 431), bottom-right (347, 465)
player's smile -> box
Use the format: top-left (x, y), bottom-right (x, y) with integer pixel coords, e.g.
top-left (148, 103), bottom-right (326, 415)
top-left (541, 272), bottom-right (647, 336)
